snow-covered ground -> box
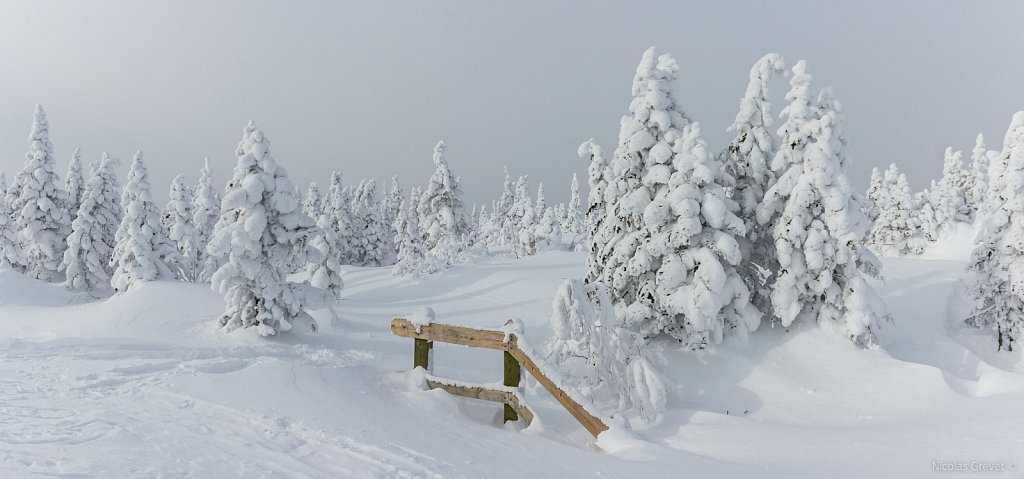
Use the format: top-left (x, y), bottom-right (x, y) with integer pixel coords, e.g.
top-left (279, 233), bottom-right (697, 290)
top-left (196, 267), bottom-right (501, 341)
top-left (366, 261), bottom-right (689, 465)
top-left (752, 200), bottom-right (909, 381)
top-left (0, 247), bottom-right (1021, 478)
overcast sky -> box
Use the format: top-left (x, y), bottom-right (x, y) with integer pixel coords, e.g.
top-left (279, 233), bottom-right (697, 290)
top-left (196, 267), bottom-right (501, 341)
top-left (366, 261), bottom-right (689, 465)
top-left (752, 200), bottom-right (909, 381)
top-left (1, 1), bottom-right (1022, 205)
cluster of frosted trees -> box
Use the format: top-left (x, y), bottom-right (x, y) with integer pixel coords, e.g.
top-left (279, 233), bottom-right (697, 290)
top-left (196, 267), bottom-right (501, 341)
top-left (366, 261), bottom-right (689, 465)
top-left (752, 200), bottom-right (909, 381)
top-left (862, 113), bottom-right (1024, 351)
top-left (0, 107), bottom-right (467, 336)
top-left (472, 169), bottom-right (585, 258)
top-left (580, 50), bottom-right (883, 350)
top-left (543, 49), bottom-right (887, 423)
top-left (864, 140), bottom-right (991, 256)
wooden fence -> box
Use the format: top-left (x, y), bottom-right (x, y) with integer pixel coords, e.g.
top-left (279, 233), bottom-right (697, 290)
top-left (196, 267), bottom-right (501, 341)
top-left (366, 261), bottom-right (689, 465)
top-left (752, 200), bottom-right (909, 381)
top-left (390, 318), bottom-right (609, 437)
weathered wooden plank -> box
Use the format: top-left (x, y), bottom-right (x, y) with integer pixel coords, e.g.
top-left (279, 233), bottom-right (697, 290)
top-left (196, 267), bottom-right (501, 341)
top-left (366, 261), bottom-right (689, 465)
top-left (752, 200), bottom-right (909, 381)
top-left (506, 337), bottom-right (609, 437)
top-left (391, 318), bottom-right (507, 350)
top-left (426, 378), bottom-right (509, 403)
top-left (503, 351), bottom-right (521, 422)
top-left (425, 378), bottom-right (534, 425)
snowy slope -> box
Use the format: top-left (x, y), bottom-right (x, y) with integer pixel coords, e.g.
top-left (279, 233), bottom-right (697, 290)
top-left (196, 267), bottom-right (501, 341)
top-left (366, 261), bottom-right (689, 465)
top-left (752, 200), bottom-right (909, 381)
top-left (0, 249), bottom-right (1021, 478)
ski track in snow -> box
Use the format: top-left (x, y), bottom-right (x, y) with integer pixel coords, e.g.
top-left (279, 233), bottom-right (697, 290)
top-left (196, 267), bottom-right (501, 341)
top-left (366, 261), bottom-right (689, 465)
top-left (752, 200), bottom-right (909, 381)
top-left (0, 341), bottom-right (443, 478)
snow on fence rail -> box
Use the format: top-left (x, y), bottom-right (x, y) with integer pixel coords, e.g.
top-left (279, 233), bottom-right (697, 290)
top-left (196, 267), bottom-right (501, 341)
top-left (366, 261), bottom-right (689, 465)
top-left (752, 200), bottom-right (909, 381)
top-left (390, 318), bottom-right (609, 437)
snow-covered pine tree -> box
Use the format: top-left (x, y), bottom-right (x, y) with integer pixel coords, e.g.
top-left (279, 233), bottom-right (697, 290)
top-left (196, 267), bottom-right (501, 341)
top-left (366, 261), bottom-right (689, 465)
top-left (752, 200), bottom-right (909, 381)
top-left (534, 206), bottom-right (562, 252)
top-left (208, 121), bottom-right (327, 336)
top-left (864, 167), bottom-right (885, 226)
top-left (562, 173), bottom-right (584, 243)
top-left (350, 178), bottom-right (389, 266)
top-left (307, 190), bottom-right (346, 301)
top-left (110, 152), bottom-right (180, 293)
top-left (931, 147), bottom-right (971, 229)
top-left (323, 171), bottom-right (356, 265)
top-left (969, 134), bottom-right (989, 220)
top-left (915, 189), bottom-right (939, 244)
top-left (302, 182), bottom-right (322, 219)
top-left (513, 195), bottom-right (537, 258)
top-left (578, 139), bottom-right (609, 283)
top-left (871, 164), bottom-right (921, 256)
top-left (193, 158), bottom-right (221, 282)
top-left (720, 53), bottom-right (785, 314)
top-left (966, 111), bottom-right (1024, 351)
top-left (64, 148), bottom-right (85, 224)
top-left (61, 157), bottom-right (120, 291)
top-left (535, 183), bottom-right (547, 219)
top-left (95, 153), bottom-right (122, 275)
top-left (380, 175), bottom-right (403, 259)
top-left (393, 189), bottom-right (426, 277)
top-left (0, 174), bottom-right (22, 269)
top-left (495, 166), bottom-right (516, 247)
top-left (15, 105), bottom-right (71, 281)
top-left (417, 141), bottom-right (467, 271)
top-left (756, 63), bottom-right (885, 346)
top-left (163, 174), bottom-right (202, 281)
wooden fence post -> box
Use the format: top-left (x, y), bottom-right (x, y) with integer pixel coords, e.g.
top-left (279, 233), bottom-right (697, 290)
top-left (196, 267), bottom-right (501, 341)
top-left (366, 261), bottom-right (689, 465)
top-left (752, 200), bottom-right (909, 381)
top-left (414, 338), bottom-right (432, 370)
top-left (503, 350), bottom-right (521, 422)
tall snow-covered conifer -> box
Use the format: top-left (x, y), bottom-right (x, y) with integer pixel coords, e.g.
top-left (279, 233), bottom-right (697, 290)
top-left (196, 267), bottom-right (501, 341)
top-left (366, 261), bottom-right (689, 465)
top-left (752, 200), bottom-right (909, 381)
top-left (969, 134), bottom-right (989, 219)
top-left (64, 148), bottom-right (85, 223)
top-left (110, 152), bottom-right (180, 293)
top-left (208, 122), bottom-right (327, 336)
top-left (720, 53), bottom-right (785, 313)
top-left (579, 139), bottom-right (609, 283)
top-left (756, 62), bottom-right (885, 346)
top-left (563, 173), bottom-right (584, 240)
top-left (967, 111), bottom-right (1024, 351)
top-left (302, 182), bottom-right (322, 219)
top-left (417, 141), bottom-right (466, 271)
top-left (163, 174), bottom-right (201, 281)
top-left (15, 105), bottom-right (71, 281)
top-left (193, 158), bottom-right (221, 282)
top-left (62, 158), bottom-right (120, 290)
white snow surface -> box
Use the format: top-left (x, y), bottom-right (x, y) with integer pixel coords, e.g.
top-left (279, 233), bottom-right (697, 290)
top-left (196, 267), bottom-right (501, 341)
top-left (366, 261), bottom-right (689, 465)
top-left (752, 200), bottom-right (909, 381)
top-left (0, 249), bottom-right (1021, 477)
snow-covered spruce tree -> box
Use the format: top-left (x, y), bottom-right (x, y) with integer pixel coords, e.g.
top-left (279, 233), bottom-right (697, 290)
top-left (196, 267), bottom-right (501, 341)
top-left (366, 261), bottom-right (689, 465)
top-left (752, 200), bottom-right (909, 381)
top-left (207, 121), bottom-right (328, 336)
top-left (64, 148), bottom-right (85, 224)
top-left (302, 182), bottom-right (322, 219)
top-left (871, 164), bottom-right (922, 256)
top-left (193, 158), bottom-right (221, 282)
top-left (109, 152), bottom-right (180, 293)
top-left (755, 63), bottom-right (885, 346)
top-left (969, 134), bottom-right (989, 219)
top-left (534, 206), bottom-right (562, 252)
top-left (720, 53), bottom-right (785, 314)
top-left (61, 158), bottom-right (121, 291)
top-left (393, 189), bottom-right (426, 277)
top-left (307, 195), bottom-right (346, 301)
top-left (864, 167), bottom-right (885, 226)
top-left (589, 48), bottom-right (755, 348)
top-left (579, 139), bottom-right (610, 283)
top-left (931, 147), bottom-right (971, 229)
top-left (350, 178), bottom-right (389, 266)
top-left (544, 279), bottom-right (667, 423)
top-left (380, 175), bottom-right (403, 259)
top-left (323, 171), bottom-right (356, 265)
top-left (477, 204), bottom-right (499, 251)
top-left (535, 183), bottom-right (547, 219)
top-left (0, 174), bottom-right (22, 269)
top-left (163, 174), bottom-right (202, 281)
top-left (589, 47), bottom-right (692, 302)
top-left (495, 166), bottom-right (516, 247)
top-left (513, 195), bottom-right (537, 258)
top-left (15, 105), bottom-right (71, 281)
top-left (417, 141), bottom-right (467, 272)
top-left (914, 189), bottom-right (939, 244)
top-left (966, 111), bottom-right (1024, 351)
top-left (562, 173), bottom-right (584, 244)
